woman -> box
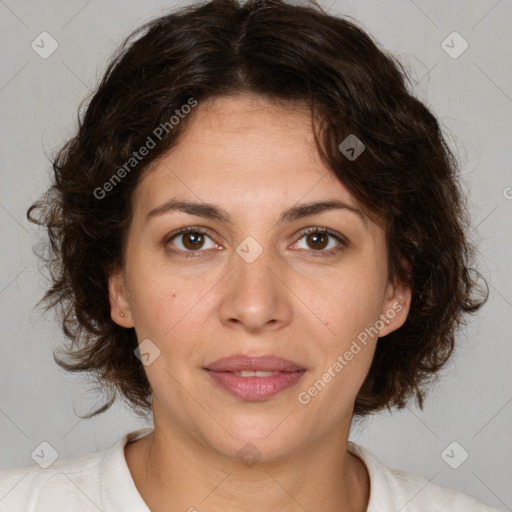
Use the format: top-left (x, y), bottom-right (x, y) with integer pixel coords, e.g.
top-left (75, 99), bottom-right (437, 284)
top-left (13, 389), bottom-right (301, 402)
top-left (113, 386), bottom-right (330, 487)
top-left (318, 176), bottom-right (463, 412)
top-left (0, 0), bottom-right (504, 510)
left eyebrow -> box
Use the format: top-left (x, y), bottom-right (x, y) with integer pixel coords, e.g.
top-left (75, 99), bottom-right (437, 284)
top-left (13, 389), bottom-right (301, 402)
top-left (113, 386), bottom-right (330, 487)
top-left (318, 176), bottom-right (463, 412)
top-left (145, 199), bottom-right (366, 226)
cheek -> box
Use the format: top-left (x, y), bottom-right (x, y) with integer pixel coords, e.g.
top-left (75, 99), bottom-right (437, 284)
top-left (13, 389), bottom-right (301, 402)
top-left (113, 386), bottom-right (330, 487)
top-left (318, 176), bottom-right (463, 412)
top-left (298, 268), bottom-right (384, 397)
top-left (125, 245), bottom-right (197, 331)
top-left (299, 284), bottom-right (380, 411)
top-left (126, 263), bottom-right (218, 374)
top-left (309, 267), bottom-right (385, 344)
top-left (130, 280), bottom-right (198, 341)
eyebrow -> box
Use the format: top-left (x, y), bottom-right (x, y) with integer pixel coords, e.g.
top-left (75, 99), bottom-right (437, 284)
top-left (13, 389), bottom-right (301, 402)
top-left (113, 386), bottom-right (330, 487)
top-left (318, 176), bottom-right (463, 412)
top-left (146, 199), bottom-right (366, 226)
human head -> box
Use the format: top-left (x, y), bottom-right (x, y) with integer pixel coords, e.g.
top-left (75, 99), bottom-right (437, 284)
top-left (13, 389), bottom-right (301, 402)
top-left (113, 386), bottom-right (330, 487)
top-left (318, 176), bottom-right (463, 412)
top-left (27, 0), bottom-right (487, 422)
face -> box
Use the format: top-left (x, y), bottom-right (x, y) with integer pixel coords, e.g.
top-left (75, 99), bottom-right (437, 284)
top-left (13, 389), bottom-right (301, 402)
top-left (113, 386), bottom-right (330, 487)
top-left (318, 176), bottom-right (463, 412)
top-left (109, 93), bottom-right (411, 461)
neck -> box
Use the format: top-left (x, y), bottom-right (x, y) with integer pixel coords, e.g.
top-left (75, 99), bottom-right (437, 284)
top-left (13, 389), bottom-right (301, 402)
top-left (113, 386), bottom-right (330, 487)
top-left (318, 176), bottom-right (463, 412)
top-left (125, 418), bottom-right (370, 512)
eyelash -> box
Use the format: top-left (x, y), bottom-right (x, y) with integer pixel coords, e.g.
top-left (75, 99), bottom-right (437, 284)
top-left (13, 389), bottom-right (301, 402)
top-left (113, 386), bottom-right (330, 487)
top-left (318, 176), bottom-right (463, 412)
top-left (164, 226), bottom-right (347, 258)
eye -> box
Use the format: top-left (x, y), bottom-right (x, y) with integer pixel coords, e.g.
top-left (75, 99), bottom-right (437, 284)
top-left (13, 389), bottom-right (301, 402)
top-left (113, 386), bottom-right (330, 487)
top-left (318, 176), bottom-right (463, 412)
top-left (165, 226), bottom-right (347, 257)
top-left (165, 227), bottom-right (218, 256)
top-left (292, 227), bottom-right (347, 255)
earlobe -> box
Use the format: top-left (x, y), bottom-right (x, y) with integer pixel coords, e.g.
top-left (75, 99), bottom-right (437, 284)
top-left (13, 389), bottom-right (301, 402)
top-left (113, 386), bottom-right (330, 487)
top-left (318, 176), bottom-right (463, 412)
top-left (107, 268), bottom-right (134, 327)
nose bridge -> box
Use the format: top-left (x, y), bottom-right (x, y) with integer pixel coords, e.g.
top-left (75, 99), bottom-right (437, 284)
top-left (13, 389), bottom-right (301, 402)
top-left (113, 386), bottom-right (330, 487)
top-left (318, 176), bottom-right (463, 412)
top-left (233, 237), bottom-right (276, 289)
top-left (218, 236), bottom-right (291, 330)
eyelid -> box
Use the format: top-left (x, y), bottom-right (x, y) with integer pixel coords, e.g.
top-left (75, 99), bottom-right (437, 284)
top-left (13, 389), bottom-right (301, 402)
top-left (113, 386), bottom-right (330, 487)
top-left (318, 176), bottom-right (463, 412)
top-left (291, 226), bottom-right (348, 256)
top-left (164, 225), bottom-right (348, 255)
top-left (164, 226), bottom-right (221, 254)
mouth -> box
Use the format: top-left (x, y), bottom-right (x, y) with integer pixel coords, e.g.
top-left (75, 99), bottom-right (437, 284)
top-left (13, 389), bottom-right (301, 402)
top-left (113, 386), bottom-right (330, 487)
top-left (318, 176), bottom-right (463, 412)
top-left (203, 354), bottom-right (306, 401)
top-left (230, 370), bottom-right (283, 377)
top-left (204, 354), bottom-right (305, 373)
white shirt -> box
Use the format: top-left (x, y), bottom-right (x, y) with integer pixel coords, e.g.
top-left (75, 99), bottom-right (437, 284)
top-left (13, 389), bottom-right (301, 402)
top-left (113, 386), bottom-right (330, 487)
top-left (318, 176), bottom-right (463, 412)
top-left (0, 427), bottom-right (504, 511)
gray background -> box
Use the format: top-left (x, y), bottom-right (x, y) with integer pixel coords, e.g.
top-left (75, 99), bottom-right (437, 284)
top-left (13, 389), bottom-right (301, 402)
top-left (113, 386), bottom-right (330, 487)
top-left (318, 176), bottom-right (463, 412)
top-left (1, 0), bottom-right (511, 509)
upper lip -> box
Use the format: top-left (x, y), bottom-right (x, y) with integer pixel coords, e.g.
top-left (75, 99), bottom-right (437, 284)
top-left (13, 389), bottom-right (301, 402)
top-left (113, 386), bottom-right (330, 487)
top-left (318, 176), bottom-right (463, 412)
top-left (204, 354), bottom-right (305, 372)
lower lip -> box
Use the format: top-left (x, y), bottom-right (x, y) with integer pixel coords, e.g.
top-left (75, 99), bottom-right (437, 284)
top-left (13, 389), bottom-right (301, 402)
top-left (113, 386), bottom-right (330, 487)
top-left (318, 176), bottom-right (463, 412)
top-left (204, 370), bottom-right (306, 401)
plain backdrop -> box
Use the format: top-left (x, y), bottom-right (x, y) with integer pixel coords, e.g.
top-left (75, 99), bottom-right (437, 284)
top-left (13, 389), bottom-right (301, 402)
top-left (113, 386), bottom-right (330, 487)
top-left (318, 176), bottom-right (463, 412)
top-left (0, 0), bottom-right (511, 509)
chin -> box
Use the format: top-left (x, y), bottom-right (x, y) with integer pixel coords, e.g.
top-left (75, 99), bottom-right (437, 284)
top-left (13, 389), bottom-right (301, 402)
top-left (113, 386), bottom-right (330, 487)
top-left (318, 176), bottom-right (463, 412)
top-left (202, 412), bottom-right (305, 462)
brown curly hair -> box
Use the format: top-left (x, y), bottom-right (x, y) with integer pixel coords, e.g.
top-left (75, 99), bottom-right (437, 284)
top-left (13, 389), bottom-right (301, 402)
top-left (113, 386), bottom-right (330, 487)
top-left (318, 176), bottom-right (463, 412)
top-left (27, 0), bottom-right (488, 420)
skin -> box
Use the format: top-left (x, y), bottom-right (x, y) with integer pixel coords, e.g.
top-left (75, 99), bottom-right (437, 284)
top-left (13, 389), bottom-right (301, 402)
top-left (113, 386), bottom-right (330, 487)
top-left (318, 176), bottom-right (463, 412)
top-left (108, 93), bottom-right (411, 512)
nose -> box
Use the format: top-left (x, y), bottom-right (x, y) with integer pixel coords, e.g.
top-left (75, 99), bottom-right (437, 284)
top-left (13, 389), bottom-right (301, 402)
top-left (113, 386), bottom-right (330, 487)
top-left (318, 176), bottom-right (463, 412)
top-left (218, 245), bottom-right (293, 333)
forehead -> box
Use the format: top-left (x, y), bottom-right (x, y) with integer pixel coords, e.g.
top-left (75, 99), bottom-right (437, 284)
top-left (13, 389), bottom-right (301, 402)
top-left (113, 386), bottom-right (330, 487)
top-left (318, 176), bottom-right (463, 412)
top-left (132, 93), bottom-right (369, 227)
top-left (144, 93), bottom-right (322, 176)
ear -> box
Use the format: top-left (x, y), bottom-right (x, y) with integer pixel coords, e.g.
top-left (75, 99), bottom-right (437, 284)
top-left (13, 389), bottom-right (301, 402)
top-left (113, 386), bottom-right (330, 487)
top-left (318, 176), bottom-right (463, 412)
top-left (378, 257), bottom-right (412, 338)
top-left (107, 266), bottom-right (134, 328)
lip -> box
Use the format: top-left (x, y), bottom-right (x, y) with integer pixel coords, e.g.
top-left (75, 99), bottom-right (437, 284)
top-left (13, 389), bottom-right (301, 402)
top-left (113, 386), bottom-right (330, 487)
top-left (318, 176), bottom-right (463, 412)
top-left (204, 354), bottom-right (305, 373)
top-left (204, 354), bottom-right (306, 401)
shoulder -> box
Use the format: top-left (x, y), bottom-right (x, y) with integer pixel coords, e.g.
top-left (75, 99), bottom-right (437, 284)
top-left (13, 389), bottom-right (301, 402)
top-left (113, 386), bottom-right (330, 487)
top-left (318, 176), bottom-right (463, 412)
top-left (0, 451), bottom-right (104, 512)
top-left (0, 427), bottom-right (153, 511)
top-left (347, 441), bottom-right (505, 512)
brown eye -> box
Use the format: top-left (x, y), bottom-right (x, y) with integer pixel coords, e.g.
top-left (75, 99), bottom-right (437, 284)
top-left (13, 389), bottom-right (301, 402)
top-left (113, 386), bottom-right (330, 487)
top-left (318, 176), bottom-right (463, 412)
top-left (166, 228), bottom-right (217, 253)
top-left (305, 231), bottom-right (329, 250)
top-left (293, 227), bottom-right (346, 254)
top-left (181, 231), bottom-right (205, 250)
